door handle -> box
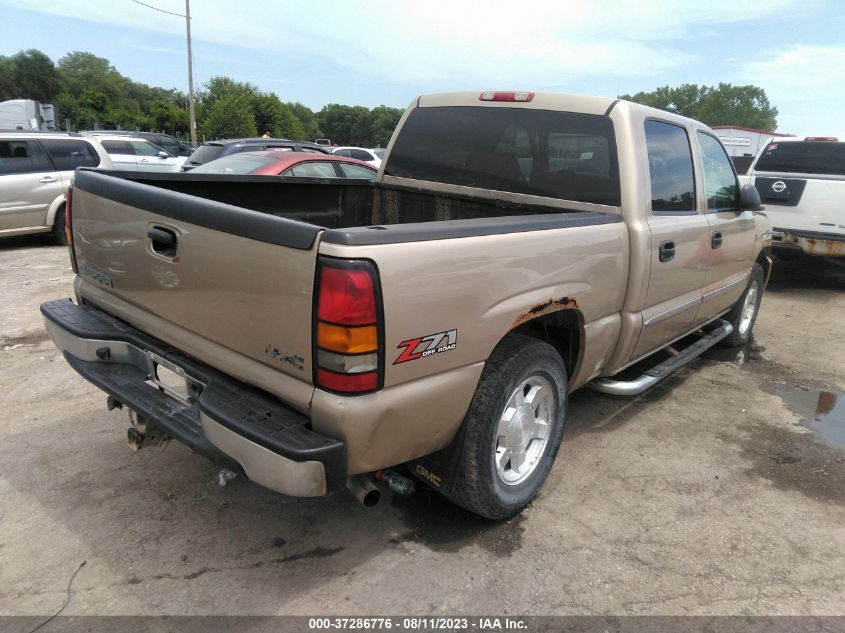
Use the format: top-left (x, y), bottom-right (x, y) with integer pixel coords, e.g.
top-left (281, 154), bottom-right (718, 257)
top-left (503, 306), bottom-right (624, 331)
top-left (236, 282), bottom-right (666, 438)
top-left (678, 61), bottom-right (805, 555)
top-left (147, 226), bottom-right (178, 257)
top-left (659, 240), bottom-right (675, 262)
top-left (139, 158), bottom-right (150, 163)
top-left (711, 231), bottom-right (723, 249)
top-left (39, 176), bottom-right (57, 183)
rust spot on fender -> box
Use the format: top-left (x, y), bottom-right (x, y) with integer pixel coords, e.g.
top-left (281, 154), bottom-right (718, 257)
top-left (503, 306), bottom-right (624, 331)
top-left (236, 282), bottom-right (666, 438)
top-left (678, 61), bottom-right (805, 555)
top-left (512, 296), bottom-right (579, 328)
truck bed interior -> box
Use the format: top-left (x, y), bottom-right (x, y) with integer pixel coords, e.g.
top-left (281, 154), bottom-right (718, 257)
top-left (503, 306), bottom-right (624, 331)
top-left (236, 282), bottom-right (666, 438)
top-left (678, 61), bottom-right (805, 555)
top-left (94, 170), bottom-right (593, 230)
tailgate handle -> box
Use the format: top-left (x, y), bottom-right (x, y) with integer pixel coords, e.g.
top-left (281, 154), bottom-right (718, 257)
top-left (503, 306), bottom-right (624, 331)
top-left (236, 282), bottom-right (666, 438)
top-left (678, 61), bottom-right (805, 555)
top-left (147, 226), bottom-right (178, 257)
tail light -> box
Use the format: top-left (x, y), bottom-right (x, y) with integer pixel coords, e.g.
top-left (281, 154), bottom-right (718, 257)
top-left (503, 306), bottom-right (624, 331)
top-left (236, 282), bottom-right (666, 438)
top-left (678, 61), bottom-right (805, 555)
top-left (805, 136), bottom-right (838, 142)
top-left (66, 185), bottom-right (78, 274)
top-left (479, 91), bottom-right (535, 102)
top-left (314, 258), bottom-right (383, 394)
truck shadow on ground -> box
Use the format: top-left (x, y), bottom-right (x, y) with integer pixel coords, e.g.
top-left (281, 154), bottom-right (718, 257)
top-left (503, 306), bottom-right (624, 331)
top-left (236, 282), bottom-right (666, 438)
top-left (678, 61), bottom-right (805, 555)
top-left (766, 254), bottom-right (845, 291)
top-left (0, 234), bottom-right (60, 251)
top-left (2, 389), bottom-right (528, 611)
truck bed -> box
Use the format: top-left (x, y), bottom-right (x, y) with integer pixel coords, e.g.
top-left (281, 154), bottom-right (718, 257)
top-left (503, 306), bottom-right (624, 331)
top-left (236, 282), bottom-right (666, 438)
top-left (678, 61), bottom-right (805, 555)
top-left (82, 169), bottom-right (616, 246)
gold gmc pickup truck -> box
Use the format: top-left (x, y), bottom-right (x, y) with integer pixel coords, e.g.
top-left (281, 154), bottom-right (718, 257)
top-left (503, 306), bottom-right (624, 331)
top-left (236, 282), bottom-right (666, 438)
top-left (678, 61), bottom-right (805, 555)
top-left (42, 91), bottom-right (771, 519)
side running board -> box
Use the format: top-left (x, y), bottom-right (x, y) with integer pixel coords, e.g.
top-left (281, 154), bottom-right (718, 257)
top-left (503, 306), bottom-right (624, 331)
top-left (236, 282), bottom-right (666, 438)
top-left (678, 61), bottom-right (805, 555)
top-left (589, 319), bottom-right (734, 396)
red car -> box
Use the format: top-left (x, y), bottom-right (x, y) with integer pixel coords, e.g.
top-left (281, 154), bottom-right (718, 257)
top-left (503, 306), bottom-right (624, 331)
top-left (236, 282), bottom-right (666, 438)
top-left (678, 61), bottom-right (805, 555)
top-left (188, 150), bottom-right (378, 180)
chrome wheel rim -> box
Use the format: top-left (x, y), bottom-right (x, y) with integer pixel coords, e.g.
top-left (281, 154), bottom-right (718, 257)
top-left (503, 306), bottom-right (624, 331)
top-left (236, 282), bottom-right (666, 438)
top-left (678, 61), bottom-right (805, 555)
top-left (495, 375), bottom-right (555, 486)
top-left (738, 281), bottom-right (759, 336)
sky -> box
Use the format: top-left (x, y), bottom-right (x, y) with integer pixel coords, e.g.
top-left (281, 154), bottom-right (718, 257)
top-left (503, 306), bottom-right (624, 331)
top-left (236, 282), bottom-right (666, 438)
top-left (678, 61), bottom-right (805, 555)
top-left (1, 0), bottom-right (844, 137)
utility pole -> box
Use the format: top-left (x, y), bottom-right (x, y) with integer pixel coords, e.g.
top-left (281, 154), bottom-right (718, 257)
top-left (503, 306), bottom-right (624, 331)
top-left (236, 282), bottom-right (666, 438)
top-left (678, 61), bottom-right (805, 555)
top-left (185, 0), bottom-right (197, 148)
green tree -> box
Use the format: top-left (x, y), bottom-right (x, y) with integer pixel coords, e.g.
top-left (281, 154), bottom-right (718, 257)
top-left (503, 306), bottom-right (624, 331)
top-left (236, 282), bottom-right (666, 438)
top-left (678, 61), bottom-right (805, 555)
top-left (0, 56), bottom-right (13, 101)
top-left (200, 94), bottom-right (256, 139)
top-left (317, 104), bottom-right (372, 145)
top-left (287, 101), bottom-right (320, 140)
top-left (369, 105), bottom-right (404, 147)
top-left (1, 49), bottom-right (60, 101)
top-left (253, 93), bottom-right (305, 139)
top-left (620, 83), bottom-right (778, 130)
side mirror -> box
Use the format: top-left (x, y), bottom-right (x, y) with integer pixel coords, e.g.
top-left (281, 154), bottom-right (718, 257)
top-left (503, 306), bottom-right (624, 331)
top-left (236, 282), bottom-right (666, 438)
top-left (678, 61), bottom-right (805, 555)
top-left (158, 151), bottom-right (169, 159)
top-left (739, 183), bottom-right (762, 211)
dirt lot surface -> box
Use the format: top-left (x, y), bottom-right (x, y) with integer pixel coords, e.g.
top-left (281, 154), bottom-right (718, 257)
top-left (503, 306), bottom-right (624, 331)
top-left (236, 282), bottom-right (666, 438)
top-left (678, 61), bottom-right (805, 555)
top-left (1, 235), bottom-right (843, 617)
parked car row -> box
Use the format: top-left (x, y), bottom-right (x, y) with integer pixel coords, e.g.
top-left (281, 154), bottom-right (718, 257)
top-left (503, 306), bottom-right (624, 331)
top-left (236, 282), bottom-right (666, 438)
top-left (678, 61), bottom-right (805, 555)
top-left (0, 130), bottom-right (378, 245)
top-left (0, 131), bottom-right (110, 244)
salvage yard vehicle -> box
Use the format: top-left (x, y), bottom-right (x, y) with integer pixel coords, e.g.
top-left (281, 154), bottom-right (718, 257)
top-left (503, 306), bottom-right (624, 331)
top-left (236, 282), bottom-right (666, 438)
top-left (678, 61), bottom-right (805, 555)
top-left (0, 131), bottom-right (111, 244)
top-left (181, 138), bottom-right (330, 171)
top-left (189, 150), bottom-right (377, 179)
top-left (42, 91), bottom-right (771, 519)
top-left (81, 134), bottom-right (187, 173)
top-left (742, 136), bottom-right (844, 258)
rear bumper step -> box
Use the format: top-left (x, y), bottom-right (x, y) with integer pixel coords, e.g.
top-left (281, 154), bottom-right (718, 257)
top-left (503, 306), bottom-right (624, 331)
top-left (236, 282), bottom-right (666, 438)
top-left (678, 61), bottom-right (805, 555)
top-left (589, 320), bottom-right (734, 396)
top-left (41, 299), bottom-right (346, 496)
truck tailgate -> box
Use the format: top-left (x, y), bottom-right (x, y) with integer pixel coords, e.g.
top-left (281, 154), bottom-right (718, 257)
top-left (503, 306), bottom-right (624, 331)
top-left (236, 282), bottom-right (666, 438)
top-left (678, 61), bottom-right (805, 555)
top-left (71, 170), bottom-right (321, 408)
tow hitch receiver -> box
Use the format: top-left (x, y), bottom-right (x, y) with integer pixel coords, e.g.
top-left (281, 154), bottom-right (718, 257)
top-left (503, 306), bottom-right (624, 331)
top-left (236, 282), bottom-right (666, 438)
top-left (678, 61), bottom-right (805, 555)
top-left (126, 408), bottom-right (172, 451)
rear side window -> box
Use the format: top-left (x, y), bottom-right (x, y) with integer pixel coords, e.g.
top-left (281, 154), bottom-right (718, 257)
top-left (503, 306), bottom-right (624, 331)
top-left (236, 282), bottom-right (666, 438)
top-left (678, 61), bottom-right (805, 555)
top-left (337, 163), bottom-right (377, 180)
top-left (333, 149), bottom-right (352, 158)
top-left (0, 140), bottom-right (52, 174)
top-left (697, 132), bottom-right (739, 210)
top-left (101, 140), bottom-right (132, 155)
top-left (40, 139), bottom-right (101, 170)
top-left (385, 106), bottom-right (620, 206)
top-left (645, 120), bottom-right (696, 213)
top-left (754, 141), bottom-right (845, 175)
top-left (284, 162), bottom-right (338, 178)
top-left (350, 149), bottom-right (372, 161)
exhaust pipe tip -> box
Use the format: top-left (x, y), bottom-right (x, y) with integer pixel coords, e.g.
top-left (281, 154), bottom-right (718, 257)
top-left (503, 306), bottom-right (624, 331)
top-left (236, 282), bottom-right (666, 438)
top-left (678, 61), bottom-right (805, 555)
top-left (347, 475), bottom-right (382, 507)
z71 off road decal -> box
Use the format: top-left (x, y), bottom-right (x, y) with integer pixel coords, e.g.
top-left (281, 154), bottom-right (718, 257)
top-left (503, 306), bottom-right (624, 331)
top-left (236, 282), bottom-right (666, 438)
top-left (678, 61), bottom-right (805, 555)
top-left (394, 329), bottom-right (457, 364)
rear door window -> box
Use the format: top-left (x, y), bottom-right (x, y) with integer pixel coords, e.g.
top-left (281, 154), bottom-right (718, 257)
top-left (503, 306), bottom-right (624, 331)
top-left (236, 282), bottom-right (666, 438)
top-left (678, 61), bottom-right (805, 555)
top-left (696, 132), bottom-right (739, 210)
top-left (284, 162), bottom-right (338, 178)
top-left (0, 140), bottom-right (53, 174)
top-left (40, 139), bottom-right (101, 170)
top-left (644, 120), bottom-right (697, 213)
top-left (333, 149), bottom-right (353, 158)
top-left (100, 140), bottom-right (133, 155)
top-left (385, 105), bottom-right (620, 206)
top-left (754, 141), bottom-right (845, 175)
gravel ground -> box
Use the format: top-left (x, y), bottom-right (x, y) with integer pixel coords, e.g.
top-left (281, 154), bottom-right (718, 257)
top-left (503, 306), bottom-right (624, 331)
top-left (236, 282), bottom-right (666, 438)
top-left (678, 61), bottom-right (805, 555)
top-left (1, 235), bottom-right (843, 617)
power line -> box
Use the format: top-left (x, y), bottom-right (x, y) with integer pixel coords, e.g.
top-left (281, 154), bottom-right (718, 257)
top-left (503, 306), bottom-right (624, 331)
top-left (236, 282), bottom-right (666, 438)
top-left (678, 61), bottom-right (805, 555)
top-left (130, 0), bottom-right (187, 18)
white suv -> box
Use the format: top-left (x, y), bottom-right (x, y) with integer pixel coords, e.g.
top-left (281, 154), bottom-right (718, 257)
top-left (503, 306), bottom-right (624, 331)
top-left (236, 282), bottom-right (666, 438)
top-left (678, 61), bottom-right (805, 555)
top-left (82, 134), bottom-right (187, 172)
top-left (742, 136), bottom-right (845, 258)
top-left (0, 132), bottom-right (112, 244)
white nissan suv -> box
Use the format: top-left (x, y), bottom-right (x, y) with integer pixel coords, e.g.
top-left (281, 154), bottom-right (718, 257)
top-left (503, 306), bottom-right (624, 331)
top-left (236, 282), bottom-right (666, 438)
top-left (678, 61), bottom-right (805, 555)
top-left (742, 136), bottom-right (845, 259)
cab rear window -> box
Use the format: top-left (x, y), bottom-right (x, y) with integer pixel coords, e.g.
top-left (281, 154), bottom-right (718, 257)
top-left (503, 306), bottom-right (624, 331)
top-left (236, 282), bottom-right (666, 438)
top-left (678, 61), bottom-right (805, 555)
top-left (386, 106), bottom-right (620, 206)
top-left (754, 141), bottom-right (845, 175)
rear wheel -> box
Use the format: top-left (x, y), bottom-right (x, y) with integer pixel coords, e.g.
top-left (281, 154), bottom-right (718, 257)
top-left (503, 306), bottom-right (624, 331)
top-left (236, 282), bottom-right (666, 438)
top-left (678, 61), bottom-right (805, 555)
top-left (721, 263), bottom-right (764, 347)
top-left (447, 334), bottom-right (567, 519)
top-left (51, 204), bottom-right (67, 246)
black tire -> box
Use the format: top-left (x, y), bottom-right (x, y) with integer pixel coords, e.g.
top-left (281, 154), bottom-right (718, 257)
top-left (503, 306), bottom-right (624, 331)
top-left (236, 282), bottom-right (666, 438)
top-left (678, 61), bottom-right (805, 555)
top-left (51, 204), bottom-right (67, 246)
top-left (721, 263), bottom-right (764, 347)
top-left (447, 333), bottom-right (568, 519)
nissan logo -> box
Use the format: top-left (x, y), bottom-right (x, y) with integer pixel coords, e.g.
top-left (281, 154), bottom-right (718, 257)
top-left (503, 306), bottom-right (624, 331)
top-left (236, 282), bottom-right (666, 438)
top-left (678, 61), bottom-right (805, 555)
top-left (772, 181), bottom-right (787, 193)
